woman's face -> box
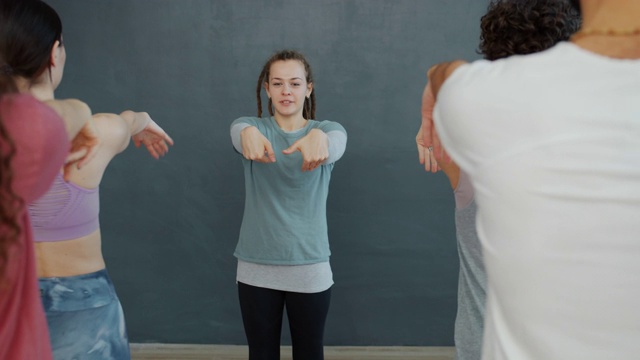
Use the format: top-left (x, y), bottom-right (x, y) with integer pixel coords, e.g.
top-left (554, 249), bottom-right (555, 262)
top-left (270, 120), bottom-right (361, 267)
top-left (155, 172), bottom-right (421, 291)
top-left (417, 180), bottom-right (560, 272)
top-left (265, 60), bottom-right (312, 119)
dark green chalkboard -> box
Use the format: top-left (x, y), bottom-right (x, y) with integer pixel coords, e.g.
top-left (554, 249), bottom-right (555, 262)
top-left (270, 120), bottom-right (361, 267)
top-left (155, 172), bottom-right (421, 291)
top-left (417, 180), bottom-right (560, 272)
top-left (48, 0), bottom-right (488, 345)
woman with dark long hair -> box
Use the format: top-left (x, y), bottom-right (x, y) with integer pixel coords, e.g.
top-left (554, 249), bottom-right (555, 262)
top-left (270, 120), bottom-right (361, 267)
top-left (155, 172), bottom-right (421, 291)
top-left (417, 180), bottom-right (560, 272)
top-left (0, 13), bottom-right (97, 359)
top-left (2, 1), bottom-right (173, 359)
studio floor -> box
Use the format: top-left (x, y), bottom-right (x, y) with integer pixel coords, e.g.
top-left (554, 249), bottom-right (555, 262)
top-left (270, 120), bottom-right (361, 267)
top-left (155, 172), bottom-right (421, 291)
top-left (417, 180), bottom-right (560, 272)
top-left (130, 344), bottom-right (456, 360)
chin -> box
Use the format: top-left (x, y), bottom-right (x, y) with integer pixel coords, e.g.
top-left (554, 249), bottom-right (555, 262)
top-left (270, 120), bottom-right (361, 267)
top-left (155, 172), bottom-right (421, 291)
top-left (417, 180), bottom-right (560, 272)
top-left (275, 108), bottom-right (302, 118)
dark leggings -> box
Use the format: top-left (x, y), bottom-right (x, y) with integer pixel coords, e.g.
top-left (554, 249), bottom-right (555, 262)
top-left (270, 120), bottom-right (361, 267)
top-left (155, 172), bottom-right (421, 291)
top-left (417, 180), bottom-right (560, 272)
top-left (238, 282), bottom-right (331, 360)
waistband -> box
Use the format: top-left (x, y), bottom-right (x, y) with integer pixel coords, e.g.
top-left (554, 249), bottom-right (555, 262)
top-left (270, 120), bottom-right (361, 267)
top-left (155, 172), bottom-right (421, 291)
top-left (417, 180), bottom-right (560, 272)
top-left (39, 269), bottom-right (117, 312)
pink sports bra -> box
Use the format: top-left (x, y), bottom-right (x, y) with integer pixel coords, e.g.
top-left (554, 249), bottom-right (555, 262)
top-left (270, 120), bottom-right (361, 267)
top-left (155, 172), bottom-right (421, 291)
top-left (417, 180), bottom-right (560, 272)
top-left (28, 173), bottom-right (100, 242)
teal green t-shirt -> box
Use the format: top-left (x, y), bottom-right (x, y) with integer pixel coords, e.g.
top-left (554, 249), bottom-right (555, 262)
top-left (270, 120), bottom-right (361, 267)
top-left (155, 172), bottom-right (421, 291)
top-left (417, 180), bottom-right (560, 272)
top-left (232, 116), bottom-right (346, 265)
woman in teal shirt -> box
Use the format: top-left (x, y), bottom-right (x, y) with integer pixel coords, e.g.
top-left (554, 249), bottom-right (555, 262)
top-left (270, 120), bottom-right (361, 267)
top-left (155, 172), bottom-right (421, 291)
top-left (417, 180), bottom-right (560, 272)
top-left (230, 49), bottom-right (346, 360)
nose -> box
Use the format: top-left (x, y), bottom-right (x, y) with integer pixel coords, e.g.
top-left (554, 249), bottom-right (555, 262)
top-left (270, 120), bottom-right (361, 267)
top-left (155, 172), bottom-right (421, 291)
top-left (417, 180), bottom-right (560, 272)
top-left (282, 83), bottom-right (292, 94)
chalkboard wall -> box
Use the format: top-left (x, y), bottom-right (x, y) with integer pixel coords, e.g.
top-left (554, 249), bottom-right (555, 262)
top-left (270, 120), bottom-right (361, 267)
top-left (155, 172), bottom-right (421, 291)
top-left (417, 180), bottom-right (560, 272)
top-left (47, 0), bottom-right (488, 346)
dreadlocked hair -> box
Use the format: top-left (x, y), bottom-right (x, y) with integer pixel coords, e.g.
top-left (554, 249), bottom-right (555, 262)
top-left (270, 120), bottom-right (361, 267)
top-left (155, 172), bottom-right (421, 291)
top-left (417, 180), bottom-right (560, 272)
top-left (255, 50), bottom-right (316, 120)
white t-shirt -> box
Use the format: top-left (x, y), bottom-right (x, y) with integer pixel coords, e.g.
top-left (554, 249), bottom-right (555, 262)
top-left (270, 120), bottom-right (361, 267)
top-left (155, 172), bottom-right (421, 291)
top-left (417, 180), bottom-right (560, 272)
top-left (434, 42), bottom-right (640, 360)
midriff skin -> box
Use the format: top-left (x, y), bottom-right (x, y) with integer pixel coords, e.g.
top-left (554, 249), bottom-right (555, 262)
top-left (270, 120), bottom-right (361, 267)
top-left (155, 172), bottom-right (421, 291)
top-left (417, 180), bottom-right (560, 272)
top-left (35, 229), bottom-right (106, 278)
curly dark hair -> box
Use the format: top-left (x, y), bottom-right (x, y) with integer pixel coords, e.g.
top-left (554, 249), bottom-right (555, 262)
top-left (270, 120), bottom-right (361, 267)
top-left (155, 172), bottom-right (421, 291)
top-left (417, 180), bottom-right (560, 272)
top-left (478, 0), bottom-right (582, 60)
top-left (0, 0), bottom-right (60, 281)
top-left (570, 0), bottom-right (581, 13)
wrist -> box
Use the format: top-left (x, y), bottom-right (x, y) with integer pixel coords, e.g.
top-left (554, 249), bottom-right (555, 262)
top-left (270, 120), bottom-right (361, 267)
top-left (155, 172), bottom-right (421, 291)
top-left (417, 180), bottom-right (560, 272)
top-left (240, 125), bottom-right (257, 134)
top-left (131, 111), bottom-right (151, 135)
top-left (309, 128), bottom-right (327, 137)
top-left (120, 110), bottom-right (138, 135)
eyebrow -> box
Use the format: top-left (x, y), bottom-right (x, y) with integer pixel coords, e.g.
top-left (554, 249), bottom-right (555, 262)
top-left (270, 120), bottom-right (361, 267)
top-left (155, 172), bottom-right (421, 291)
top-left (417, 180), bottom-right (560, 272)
top-left (271, 77), bottom-right (303, 81)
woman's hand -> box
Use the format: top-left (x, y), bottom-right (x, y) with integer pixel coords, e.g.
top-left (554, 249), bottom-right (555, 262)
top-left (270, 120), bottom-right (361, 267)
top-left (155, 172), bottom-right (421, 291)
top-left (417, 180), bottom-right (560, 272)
top-left (64, 117), bottom-right (101, 181)
top-left (420, 80), bottom-right (449, 163)
top-left (416, 125), bottom-right (440, 173)
top-left (422, 61), bottom-right (466, 163)
top-left (282, 129), bottom-right (328, 172)
top-left (240, 126), bottom-right (276, 163)
top-left (132, 118), bottom-right (174, 159)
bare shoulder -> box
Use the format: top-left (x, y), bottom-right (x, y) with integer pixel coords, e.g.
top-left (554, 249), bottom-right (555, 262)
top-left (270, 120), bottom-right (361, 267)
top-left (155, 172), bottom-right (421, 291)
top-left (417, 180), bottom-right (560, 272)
top-left (428, 60), bottom-right (469, 98)
top-left (62, 113), bottom-right (127, 187)
top-left (445, 60), bottom-right (467, 78)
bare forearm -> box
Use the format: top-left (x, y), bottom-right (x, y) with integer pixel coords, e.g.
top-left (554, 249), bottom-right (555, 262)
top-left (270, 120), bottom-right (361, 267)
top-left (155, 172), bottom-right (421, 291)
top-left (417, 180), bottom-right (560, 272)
top-left (119, 110), bottom-right (150, 135)
top-left (439, 160), bottom-right (460, 190)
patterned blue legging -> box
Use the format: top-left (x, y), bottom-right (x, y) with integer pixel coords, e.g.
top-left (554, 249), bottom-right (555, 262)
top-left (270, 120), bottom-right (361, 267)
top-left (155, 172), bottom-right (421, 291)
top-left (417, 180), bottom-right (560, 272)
top-left (39, 269), bottom-right (130, 360)
top-left (238, 282), bottom-right (332, 360)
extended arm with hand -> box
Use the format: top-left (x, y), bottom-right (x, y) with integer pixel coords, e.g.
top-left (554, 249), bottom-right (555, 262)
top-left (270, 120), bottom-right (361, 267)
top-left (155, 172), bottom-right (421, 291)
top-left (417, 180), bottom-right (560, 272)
top-left (120, 110), bottom-right (174, 159)
top-left (417, 60), bottom-right (467, 170)
top-left (282, 129), bottom-right (330, 172)
top-left (232, 123), bottom-right (345, 171)
top-left (237, 125), bottom-right (277, 163)
top-left (416, 124), bottom-right (440, 173)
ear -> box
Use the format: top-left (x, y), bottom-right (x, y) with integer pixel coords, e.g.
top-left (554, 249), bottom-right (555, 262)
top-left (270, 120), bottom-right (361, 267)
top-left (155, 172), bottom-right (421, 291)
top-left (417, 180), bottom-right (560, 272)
top-left (264, 81), bottom-right (271, 99)
top-left (306, 82), bottom-right (313, 98)
top-left (49, 40), bottom-right (62, 68)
